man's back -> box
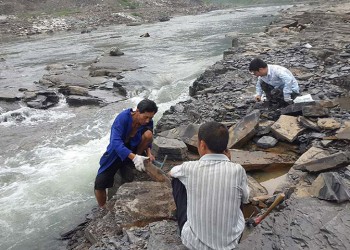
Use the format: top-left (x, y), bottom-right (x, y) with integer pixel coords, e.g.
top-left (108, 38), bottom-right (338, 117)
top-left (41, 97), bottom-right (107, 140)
top-left (171, 154), bottom-right (249, 250)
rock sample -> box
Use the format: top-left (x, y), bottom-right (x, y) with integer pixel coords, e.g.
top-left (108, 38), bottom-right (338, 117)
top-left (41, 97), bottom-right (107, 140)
top-left (256, 136), bottom-right (278, 148)
top-left (152, 136), bottom-right (188, 160)
top-left (310, 172), bottom-right (350, 203)
top-left (229, 149), bottom-right (296, 171)
top-left (294, 146), bottom-right (330, 167)
top-left (294, 151), bottom-right (350, 172)
top-left (157, 124), bottom-right (200, 153)
top-left (302, 105), bottom-right (329, 117)
top-left (228, 110), bottom-right (260, 148)
top-left (317, 118), bottom-right (341, 130)
top-left (336, 121), bottom-right (350, 140)
top-left (271, 115), bottom-right (305, 142)
top-left (298, 116), bottom-right (320, 131)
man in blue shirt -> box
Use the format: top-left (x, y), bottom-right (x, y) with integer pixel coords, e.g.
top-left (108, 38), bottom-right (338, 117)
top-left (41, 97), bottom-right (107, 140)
top-left (249, 58), bottom-right (300, 105)
top-left (94, 99), bottom-right (158, 208)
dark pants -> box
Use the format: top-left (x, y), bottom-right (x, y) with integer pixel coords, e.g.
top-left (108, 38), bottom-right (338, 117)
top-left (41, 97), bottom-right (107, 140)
top-left (171, 178), bottom-right (187, 234)
top-left (260, 81), bottom-right (298, 104)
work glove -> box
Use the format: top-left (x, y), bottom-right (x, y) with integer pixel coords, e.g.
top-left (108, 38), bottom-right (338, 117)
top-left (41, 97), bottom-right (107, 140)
top-left (132, 155), bottom-right (149, 172)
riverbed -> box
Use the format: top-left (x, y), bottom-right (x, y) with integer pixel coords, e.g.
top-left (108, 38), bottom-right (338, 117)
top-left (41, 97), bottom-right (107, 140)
top-left (0, 5), bottom-right (289, 250)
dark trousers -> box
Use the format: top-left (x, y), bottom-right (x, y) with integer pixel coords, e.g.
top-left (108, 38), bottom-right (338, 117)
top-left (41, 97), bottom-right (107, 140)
top-left (260, 81), bottom-right (299, 104)
top-left (171, 178), bottom-right (187, 234)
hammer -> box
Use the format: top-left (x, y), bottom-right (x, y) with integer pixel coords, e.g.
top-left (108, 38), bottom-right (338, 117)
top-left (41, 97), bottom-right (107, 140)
top-left (246, 193), bottom-right (285, 227)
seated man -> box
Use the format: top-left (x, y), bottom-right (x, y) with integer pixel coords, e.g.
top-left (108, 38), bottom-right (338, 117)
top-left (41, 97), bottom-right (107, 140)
top-left (170, 121), bottom-right (249, 250)
top-left (249, 58), bottom-right (300, 105)
top-left (94, 99), bottom-right (158, 208)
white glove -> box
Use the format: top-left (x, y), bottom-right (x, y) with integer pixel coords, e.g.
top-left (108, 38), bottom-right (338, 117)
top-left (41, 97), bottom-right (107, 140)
top-left (132, 155), bottom-right (149, 172)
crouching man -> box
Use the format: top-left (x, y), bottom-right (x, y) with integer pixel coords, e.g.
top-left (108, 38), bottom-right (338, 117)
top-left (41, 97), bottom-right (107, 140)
top-left (170, 121), bottom-right (249, 250)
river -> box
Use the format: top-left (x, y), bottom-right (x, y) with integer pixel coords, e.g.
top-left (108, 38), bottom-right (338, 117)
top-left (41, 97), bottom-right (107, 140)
top-left (0, 5), bottom-right (289, 249)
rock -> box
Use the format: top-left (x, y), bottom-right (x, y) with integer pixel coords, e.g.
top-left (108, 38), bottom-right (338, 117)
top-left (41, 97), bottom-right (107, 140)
top-left (85, 182), bottom-right (175, 245)
top-left (256, 120), bottom-right (274, 136)
top-left (271, 115), bottom-right (305, 142)
top-left (158, 17), bottom-right (170, 22)
top-left (298, 116), bottom-right (320, 131)
top-left (239, 197), bottom-right (350, 250)
top-left (228, 110), bottom-right (260, 148)
top-left (294, 151), bottom-right (350, 172)
top-left (157, 124), bottom-right (200, 153)
top-left (229, 149), bottom-right (296, 171)
top-left (302, 105), bottom-right (329, 117)
top-left (294, 146), bottom-right (329, 166)
top-left (109, 47), bottom-right (124, 56)
top-left (280, 103), bottom-right (304, 116)
top-left (247, 175), bottom-right (268, 200)
top-left (310, 172), bottom-right (350, 203)
top-left (256, 136), bottom-right (278, 148)
top-left (147, 220), bottom-right (186, 250)
top-left (58, 85), bottom-right (89, 96)
top-left (66, 95), bottom-right (101, 106)
top-left (0, 91), bottom-right (22, 102)
top-left (152, 136), bottom-right (188, 161)
top-left (317, 118), bottom-right (341, 130)
top-left (140, 32), bottom-right (150, 37)
top-left (336, 121), bottom-right (350, 140)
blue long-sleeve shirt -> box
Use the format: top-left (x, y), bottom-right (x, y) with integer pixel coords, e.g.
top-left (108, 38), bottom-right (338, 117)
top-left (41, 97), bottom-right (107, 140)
top-left (256, 64), bottom-right (299, 101)
top-left (97, 108), bottom-right (153, 175)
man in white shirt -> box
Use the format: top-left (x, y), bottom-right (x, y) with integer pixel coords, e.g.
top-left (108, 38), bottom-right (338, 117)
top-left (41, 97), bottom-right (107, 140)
top-left (170, 121), bottom-right (249, 250)
top-left (249, 58), bottom-right (300, 105)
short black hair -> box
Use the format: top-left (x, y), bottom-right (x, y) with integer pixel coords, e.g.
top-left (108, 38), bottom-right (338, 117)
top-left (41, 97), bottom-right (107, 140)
top-left (198, 121), bottom-right (229, 153)
top-left (249, 58), bottom-right (267, 72)
top-left (137, 99), bottom-right (158, 113)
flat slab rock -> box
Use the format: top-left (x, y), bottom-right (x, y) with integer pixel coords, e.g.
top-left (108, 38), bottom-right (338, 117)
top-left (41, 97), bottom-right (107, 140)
top-left (271, 115), bottom-right (305, 142)
top-left (239, 197), bottom-right (350, 250)
top-left (229, 149), bottom-right (296, 171)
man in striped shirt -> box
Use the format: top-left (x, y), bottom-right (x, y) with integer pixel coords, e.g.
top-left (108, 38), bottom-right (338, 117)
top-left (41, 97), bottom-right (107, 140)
top-left (170, 121), bottom-right (249, 250)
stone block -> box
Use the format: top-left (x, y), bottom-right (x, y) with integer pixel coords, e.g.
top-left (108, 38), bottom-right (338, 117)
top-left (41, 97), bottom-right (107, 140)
top-left (271, 115), bottom-right (305, 142)
top-left (317, 118), bottom-right (341, 130)
top-left (152, 136), bottom-right (188, 160)
top-left (228, 110), bottom-right (260, 148)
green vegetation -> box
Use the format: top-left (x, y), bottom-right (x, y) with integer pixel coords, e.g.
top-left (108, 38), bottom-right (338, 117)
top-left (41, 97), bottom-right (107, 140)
top-left (203, 0), bottom-right (305, 6)
top-left (118, 0), bottom-right (140, 10)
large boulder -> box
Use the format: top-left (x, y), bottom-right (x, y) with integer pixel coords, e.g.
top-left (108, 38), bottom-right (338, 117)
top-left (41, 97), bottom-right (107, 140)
top-left (85, 182), bottom-right (175, 244)
top-left (271, 115), bottom-right (305, 142)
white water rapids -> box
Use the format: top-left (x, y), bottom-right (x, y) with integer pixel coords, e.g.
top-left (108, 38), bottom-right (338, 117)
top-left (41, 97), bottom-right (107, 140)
top-left (0, 5), bottom-right (289, 249)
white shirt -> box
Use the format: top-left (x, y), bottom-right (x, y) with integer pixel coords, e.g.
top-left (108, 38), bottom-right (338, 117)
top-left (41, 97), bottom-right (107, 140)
top-left (256, 64), bottom-right (299, 101)
top-left (170, 154), bottom-right (249, 250)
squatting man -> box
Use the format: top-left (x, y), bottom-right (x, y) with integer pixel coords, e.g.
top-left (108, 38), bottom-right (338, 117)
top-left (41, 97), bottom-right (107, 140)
top-left (94, 99), bottom-right (158, 208)
top-left (249, 58), bottom-right (300, 105)
top-left (170, 121), bottom-right (249, 250)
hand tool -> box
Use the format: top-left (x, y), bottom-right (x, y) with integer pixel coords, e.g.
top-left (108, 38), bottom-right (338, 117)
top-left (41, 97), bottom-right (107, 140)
top-left (152, 155), bottom-right (167, 169)
top-left (246, 193), bottom-right (285, 227)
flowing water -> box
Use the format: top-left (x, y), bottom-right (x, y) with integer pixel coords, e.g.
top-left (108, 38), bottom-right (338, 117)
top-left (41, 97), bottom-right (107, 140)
top-left (0, 5), bottom-right (290, 249)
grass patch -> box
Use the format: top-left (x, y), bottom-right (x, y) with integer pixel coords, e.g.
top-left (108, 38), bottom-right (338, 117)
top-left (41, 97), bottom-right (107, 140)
top-left (118, 0), bottom-right (140, 10)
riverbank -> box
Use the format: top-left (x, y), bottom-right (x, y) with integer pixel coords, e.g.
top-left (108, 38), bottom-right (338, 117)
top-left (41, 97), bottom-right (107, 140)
top-left (63, 1), bottom-right (350, 249)
top-left (0, 0), bottom-right (219, 40)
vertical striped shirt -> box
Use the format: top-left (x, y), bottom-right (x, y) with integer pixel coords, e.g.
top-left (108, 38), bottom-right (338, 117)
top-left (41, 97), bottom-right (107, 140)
top-left (170, 154), bottom-right (249, 250)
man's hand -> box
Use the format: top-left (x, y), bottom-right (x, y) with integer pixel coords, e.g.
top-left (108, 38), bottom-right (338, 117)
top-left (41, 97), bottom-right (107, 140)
top-left (132, 155), bottom-right (149, 172)
top-left (255, 95), bottom-right (261, 102)
top-left (148, 153), bottom-right (155, 162)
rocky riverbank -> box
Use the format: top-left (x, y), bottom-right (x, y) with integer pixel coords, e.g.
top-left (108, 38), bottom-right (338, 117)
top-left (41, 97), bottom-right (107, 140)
top-left (61, 1), bottom-right (350, 249)
top-left (0, 0), bottom-right (217, 39)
